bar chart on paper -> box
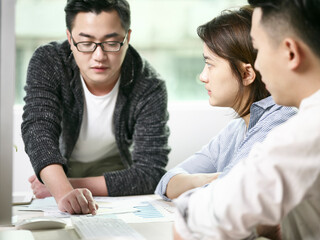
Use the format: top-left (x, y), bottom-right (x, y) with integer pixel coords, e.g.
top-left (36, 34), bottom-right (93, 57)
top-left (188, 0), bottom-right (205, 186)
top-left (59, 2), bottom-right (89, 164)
top-left (112, 198), bottom-right (175, 223)
top-left (95, 196), bottom-right (175, 223)
top-left (26, 195), bottom-right (175, 223)
top-left (134, 202), bottom-right (164, 219)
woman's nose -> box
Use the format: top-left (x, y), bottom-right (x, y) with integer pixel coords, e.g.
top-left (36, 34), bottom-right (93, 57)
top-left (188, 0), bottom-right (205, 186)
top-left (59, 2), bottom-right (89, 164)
top-left (199, 69), bottom-right (208, 83)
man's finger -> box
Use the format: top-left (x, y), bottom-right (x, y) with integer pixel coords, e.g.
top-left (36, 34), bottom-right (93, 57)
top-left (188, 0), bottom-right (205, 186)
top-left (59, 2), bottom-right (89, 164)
top-left (69, 191), bottom-right (83, 214)
top-left (82, 189), bottom-right (97, 215)
top-left (76, 192), bottom-right (91, 214)
top-left (28, 175), bottom-right (36, 183)
top-left (63, 201), bottom-right (74, 215)
top-left (88, 200), bottom-right (97, 215)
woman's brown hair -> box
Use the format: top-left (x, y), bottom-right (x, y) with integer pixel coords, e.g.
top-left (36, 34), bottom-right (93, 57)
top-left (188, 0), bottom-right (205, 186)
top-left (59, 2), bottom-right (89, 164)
top-left (197, 6), bottom-right (270, 117)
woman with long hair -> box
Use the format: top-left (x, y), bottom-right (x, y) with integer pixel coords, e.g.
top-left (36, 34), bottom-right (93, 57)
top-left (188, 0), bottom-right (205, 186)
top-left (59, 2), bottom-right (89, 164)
top-left (156, 6), bottom-right (296, 203)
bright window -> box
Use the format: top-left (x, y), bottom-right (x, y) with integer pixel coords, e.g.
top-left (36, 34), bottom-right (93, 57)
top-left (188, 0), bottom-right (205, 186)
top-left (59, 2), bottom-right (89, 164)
top-left (15, 0), bottom-right (247, 104)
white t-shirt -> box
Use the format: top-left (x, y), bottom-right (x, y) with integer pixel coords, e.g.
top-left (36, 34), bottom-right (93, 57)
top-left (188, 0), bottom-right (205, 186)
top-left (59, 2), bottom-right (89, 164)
top-left (70, 76), bottom-right (120, 163)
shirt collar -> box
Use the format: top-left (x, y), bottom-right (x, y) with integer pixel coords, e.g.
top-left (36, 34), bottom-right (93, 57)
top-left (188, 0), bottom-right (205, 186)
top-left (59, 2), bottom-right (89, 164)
top-left (251, 96), bottom-right (275, 110)
top-left (248, 96), bottom-right (276, 130)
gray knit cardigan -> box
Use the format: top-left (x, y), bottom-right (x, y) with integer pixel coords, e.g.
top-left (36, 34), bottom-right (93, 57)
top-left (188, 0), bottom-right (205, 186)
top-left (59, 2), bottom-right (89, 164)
top-left (21, 40), bottom-right (170, 196)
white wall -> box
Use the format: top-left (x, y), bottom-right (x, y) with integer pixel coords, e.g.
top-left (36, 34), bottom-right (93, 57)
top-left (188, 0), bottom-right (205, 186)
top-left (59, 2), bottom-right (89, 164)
top-left (166, 102), bottom-right (233, 170)
top-left (12, 103), bottom-right (234, 192)
top-left (12, 106), bottom-right (34, 192)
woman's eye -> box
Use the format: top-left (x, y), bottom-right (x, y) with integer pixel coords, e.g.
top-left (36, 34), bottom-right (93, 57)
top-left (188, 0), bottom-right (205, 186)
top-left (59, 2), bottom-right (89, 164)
top-left (205, 62), bottom-right (212, 67)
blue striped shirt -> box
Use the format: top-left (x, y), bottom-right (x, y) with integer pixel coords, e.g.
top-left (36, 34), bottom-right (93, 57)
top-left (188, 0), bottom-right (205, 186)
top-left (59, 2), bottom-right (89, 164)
top-left (155, 96), bottom-right (297, 201)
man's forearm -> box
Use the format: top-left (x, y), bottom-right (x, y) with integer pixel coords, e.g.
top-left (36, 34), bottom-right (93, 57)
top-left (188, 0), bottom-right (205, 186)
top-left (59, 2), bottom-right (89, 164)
top-left (39, 164), bottom-right (98, 215)
top-left (69, 176), bottom-right (108, 196)
top-left (40, 164), bottom-right (74, 202)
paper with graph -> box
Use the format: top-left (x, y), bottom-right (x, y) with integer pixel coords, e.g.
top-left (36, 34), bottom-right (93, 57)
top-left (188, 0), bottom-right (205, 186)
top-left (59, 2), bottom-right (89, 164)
top-left (26, 195), bottom-right (175, 223)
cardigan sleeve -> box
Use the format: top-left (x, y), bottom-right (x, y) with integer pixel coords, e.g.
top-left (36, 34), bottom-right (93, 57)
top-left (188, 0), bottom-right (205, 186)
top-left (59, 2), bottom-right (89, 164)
top-left (21, 44), bottom-right (68, 182)
top-left (104, 76), bottom-right (171, 196)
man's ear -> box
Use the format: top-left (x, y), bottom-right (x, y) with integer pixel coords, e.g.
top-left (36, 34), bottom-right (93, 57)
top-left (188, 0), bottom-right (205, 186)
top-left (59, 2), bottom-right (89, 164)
top-left (126, 29), bottom-right (132, 45)
top-left (66, 29), bottom-right (72, 45)
top-left (283, 38), bottom-right (302, 70)
top-left (241, 63), bottom-right (256, 86)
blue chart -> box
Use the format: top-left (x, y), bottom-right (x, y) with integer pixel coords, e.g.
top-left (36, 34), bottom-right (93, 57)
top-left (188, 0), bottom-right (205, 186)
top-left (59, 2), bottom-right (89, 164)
top-left (134, 202), bottom-right (164, 219)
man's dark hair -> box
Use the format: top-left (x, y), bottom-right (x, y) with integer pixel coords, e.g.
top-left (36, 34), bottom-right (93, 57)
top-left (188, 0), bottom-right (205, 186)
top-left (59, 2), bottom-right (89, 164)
top-left (248, 0), bottom-right (320, 58)
top-left (197, 6), bottom-right (270, 117)
top-left (65, 0), bottom-right (131, 32)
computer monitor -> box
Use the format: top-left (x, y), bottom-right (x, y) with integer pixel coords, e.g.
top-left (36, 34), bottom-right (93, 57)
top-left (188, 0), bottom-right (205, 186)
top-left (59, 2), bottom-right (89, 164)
top-left (0, 0), bottom-right (15, 226)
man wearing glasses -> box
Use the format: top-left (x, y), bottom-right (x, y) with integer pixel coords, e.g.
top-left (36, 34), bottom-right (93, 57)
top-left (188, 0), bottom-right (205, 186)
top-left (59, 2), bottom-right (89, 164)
top-left (22, 0), bottom-right (170, 215)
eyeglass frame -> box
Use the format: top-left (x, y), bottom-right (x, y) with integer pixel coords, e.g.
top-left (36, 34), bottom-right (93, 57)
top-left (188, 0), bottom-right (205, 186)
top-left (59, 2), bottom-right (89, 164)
top-left (70, 32), bottom-right (128, 53)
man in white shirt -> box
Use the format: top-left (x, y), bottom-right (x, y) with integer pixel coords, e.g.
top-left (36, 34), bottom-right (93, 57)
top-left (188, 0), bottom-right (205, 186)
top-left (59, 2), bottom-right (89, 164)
top-left (173, 0), bottom-right (320, 239)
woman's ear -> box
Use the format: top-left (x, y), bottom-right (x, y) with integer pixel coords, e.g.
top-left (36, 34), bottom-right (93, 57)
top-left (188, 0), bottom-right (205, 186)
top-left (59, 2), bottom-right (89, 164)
top-left (241, 63), bottom-right (256, 86)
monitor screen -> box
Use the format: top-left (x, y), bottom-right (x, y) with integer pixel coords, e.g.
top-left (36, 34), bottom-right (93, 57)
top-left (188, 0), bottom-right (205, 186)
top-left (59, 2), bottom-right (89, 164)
top-left (0, 0), bottom-right (15, 226)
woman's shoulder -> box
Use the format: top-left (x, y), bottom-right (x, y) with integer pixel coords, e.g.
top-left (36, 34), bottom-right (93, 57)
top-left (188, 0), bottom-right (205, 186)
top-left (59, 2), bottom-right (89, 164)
top-left (252, 104), bottom-right (297, 134)
top-left (252, 97), bottom-right (297, 123)
top-left (263, 103), bottom-right (298, 123)
top-left (215, 118), bottom-right (246, 140)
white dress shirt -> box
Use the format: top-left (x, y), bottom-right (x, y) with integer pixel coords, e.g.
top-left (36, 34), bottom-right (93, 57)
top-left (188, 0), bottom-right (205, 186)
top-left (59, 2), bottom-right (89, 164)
top-left (174, 89), bottom-right (320, 240)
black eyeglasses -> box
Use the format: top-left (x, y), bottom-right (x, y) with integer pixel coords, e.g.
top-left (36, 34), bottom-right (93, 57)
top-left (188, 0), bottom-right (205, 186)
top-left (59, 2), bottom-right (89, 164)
top-left (71, 33), bottom-right (128, 52)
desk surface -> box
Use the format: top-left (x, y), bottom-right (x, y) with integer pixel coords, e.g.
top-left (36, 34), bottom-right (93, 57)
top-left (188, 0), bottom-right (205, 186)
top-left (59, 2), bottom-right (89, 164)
top-left (1, 196), bottom-right (174, 240)
top-left (22, 221), bottom-right (173, 240)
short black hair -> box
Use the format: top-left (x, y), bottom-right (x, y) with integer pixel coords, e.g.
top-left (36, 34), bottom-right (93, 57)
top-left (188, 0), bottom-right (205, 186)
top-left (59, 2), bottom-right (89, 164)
top-left (65, 0), bottom-right (131, 32)
top-left (248, 0), bottom-right (320, 58)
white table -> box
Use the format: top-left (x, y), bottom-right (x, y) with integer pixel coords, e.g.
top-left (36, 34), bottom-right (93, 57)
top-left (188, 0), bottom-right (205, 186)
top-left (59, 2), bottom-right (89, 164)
top-left (1, 196), bottom-right (174, 240)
